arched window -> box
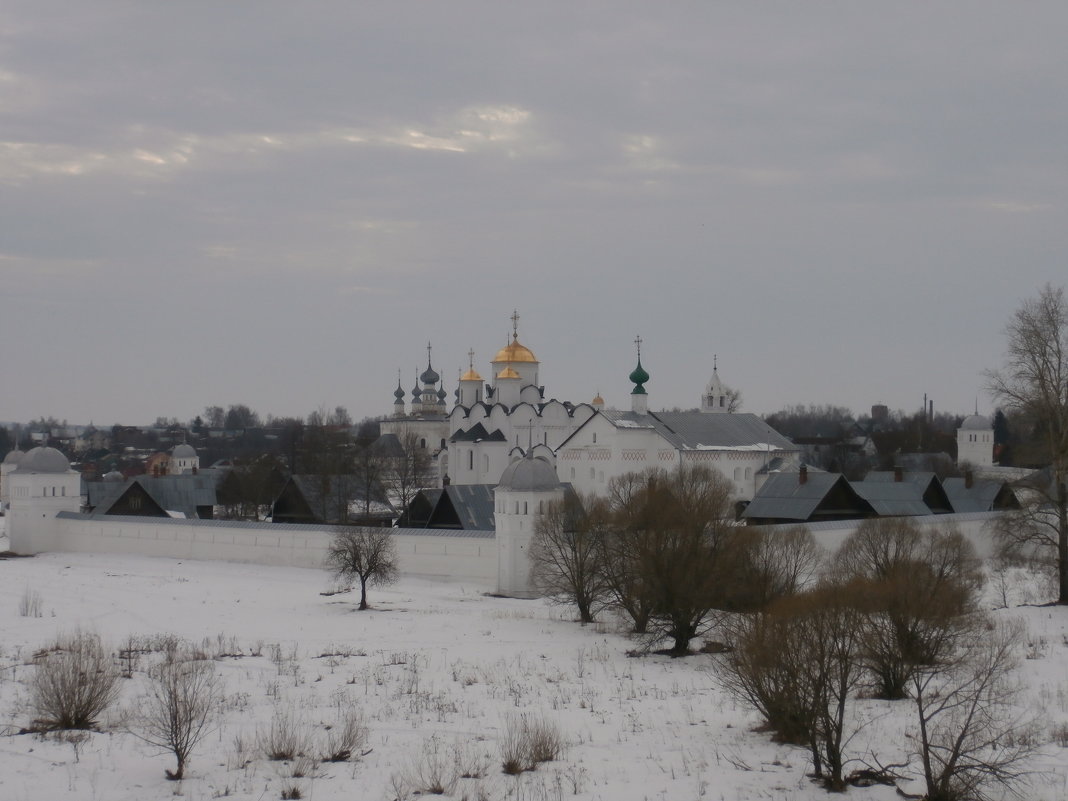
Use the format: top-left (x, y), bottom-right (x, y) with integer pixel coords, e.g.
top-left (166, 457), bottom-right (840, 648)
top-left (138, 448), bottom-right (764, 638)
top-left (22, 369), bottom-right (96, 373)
top-left (420, 438), bottom-right (426, 449)
top-left (734, 467), bottom-right (741, 480)
top-left (523, 502), bottom-right (528, 514)
top-left (745, 467), bottom-right (752, 480)
top-left (483, 454), bottom-right (489, 472)
top-left (570, 467), bottom-right (576, 479)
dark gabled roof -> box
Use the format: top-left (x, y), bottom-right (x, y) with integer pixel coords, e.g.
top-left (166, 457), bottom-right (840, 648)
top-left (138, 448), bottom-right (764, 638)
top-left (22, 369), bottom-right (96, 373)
top-left (274, 474), bottom-right (396, 525)
top-left (743, 472), bottom-right (872, 522)
top-left (88, 471), bottom-right (223, 518)
top-left (451, 423), bottom-right (508, 443)
top-left (859, 471), bottom-right (953, 514)
top-left (942, 477), bottom-right (1020, 513)
top-left (850, 481), bottom-right (932, 516)
top-left (419, 484), bottom-right (496, 530)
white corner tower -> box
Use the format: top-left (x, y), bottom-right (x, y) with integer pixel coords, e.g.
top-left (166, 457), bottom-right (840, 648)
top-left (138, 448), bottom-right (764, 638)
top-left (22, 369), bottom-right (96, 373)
top-left (957, 412), bottom-right (994, 467)
top-left (494, 453), bottom-right (564, 597)
top-left (7, 446), bottom-right (81, 554)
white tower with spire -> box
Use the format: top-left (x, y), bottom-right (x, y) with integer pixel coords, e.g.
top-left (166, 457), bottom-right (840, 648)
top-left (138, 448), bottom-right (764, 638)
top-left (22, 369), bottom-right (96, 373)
top-left (701, 356), bottom-right (730, 413)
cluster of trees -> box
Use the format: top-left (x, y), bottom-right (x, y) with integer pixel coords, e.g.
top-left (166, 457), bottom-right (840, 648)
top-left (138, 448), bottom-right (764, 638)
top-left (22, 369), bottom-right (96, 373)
top-left (720, 518), bottom-right (1032, 799)
top-left (529, 465), bottom-right (822, 654)
top-left (532, 487), bottom-right (1037, 799)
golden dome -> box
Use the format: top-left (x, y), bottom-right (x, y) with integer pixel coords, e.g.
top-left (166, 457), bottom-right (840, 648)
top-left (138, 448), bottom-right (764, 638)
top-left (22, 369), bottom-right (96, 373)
top-left (497, 366), bottom-right (521, 379)
top-left (493, 337), bottom-right (538, 364)
top-left (460, 368), bottom-right (483, 382)
top-left (592, 394), bottom-right (604, 406)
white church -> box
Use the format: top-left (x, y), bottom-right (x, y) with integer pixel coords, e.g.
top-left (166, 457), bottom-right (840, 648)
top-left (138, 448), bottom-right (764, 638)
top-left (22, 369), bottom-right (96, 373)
top-left (392, 314), bottom-right (799, 502)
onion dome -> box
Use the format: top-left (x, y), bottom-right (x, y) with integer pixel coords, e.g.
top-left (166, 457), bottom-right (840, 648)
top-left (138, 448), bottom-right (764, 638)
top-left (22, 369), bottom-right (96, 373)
top-left (394, 379), bottom-right (406, 401)
top-left (411, 375), bottom-right (421, 402)
top-left (493, 337), bottom-right (538, 364)
top-left (497, 366), bottom-right (521, 379)
top-left (629, 359), bottom-right (649, 395)
top-left (461, 367), bottom-right (484, 382)
top-left (592, 393), bottom-right (605, 408)
top-left (420, 363), bottom-right (440, 385)
top-left (437, 386), bottom-right (447, 404)
top-left (14, 445), bottom-right (71, 474)
top-left (497, 455), bottom-right (560, 492)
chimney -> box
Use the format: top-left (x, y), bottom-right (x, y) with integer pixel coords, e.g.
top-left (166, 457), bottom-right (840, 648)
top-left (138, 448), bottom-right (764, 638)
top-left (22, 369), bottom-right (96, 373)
top-left (894, 466), bottom-right (903, 482)
top-left (799, 464), bottom-right (808, 485)
top-left (964, 470), bottom-right (973, 489)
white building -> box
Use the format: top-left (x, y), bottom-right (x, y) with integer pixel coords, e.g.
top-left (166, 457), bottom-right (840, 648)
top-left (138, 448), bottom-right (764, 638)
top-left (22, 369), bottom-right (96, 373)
top-left (6, 446), bottom-right (81, 553)
top-left (957, 414), bottom-right (994, 467)
top-left (445, 319), bottom-right (799, 503)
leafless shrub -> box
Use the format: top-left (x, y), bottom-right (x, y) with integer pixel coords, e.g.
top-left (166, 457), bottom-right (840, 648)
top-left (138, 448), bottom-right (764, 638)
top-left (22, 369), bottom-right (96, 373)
top-left (259, 708), bottom-right (312, 761)
top-left (130, 653), bottom-right (220, 780)
top-left (31, 631), bottom-right (121, 730)
top-left (500, 714), bottom-right (565, 774)
top-left (18, 586), bottom-right (43, 618)
top-left (719, 583), bottom-right (865, 791)
top-left (280, 783), bottom-right (302, 800)
top-left (407, 734), bottom-right (457, 795)
top-left (318, 708), bottom-right (368, 762)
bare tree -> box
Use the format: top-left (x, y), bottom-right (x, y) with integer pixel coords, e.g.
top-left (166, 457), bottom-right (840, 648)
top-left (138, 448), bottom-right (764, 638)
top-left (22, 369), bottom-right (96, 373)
top-left (836, 518), bottom-right (984, 699)
top-left (383, 428), bottom-right (434, 514)
top-left (602, 464), bottom-right (741, 654)
top-left (133, 655), bottom-right (220, 780)
top-left (529, 493), bottom-right (608, 624)
top-left (909, 618), bottom-right (1039, 801)
top-left (986, 283), bottom-right (1068, 603)
top-left (739, 524), bottom-right (823, 608)
top-left (326, 527), bottom-right (399, 610)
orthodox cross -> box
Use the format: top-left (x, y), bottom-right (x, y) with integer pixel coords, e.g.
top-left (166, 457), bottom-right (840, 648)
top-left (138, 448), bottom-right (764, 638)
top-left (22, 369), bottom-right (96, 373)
top-left (511, 309), bottom-right (520, 339)
top-left (634, 335), bottom-right (642, 359)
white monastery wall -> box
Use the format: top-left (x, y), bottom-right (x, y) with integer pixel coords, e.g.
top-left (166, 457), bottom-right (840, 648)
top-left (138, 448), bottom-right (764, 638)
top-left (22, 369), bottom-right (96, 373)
top-left (46, 513), bottom-right (497, 583)
top-left (760, 512), bottom-right (1002, 559)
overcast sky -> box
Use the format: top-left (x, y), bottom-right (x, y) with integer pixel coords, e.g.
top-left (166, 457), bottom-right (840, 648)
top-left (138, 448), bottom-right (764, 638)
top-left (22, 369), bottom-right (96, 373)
top-left (3, 2), bottom-right (1067, 427)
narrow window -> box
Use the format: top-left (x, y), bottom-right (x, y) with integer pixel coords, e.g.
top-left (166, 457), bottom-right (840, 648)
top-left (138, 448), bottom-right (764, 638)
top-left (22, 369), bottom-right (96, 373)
top-left (592, 432), bottom-right (597, 444)
top-left (523, 502), bottom-right (528, 514)
top-left (468, 450), bottom-right (473, 470)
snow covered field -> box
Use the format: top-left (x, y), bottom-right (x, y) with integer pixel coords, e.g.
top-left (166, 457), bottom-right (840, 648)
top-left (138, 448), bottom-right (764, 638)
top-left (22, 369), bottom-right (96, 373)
top-left (2, 527), bottom-right (1067, 801)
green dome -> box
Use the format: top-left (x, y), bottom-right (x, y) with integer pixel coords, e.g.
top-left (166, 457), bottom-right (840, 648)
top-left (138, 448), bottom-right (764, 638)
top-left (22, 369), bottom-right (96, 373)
top-left (629, 359), bottom-right (649, 394)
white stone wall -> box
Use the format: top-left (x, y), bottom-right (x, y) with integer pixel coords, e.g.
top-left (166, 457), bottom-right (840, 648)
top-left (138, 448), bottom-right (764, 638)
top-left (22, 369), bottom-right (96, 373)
top-left (33, 514), bottom-right (497, 584)
top-left (758, 512), bottom-right (1002, 560)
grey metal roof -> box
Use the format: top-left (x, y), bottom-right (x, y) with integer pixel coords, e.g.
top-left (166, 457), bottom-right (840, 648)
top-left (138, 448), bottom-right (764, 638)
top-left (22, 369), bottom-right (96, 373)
top-left (497, 456), bottom-right (560, 492)
top-left (89, 472), bottom-right (224, 518)
top-left (850, 481), bottom-right (932, 516)
top-left (583, 409), bottom-right (797, 454)
top-left (654, 412), bottom-right (798, 452)
top-left (742, 472), bottom-right (853, 521)
top-left (942, 477), bottom-right (1010, 513)
top-left (443, 484), bottom-right (497, 530)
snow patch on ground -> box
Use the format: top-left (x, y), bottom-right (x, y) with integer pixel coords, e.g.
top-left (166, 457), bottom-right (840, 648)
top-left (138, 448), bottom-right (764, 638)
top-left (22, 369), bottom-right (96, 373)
top-left (0, 542), bottom-right (1066, 800)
